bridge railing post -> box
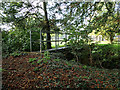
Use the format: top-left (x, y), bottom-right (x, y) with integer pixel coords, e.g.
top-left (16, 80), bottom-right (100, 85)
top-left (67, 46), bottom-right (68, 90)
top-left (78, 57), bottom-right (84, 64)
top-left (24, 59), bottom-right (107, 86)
top-left (58, 32), bottom-right (59, 47)
top-left (40, 29), bottom-right (42, 53)
top-left (55, 32), bottom-right (57, 50)
top-left (30, 30), bottom-right (32, 52)
top-left (65, 33), bottom-right (67, 47)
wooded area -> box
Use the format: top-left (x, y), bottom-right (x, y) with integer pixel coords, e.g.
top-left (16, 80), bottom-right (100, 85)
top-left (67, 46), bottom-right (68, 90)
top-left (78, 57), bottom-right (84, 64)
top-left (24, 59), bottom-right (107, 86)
top-left (1, 1), bottom-right (120, 89)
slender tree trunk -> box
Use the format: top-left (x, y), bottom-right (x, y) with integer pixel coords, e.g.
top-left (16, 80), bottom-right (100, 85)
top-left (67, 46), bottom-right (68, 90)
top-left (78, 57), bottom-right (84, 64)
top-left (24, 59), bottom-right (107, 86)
top-left (43, 2), bottom-right (51, 49)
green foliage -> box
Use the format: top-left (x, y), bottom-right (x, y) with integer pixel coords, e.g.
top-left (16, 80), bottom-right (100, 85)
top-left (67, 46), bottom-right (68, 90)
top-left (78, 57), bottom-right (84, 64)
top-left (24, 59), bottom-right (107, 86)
top-left (2, 29), bottom-right (30, 58)
top-left (44, 51), bottom-right (50, 56)
top-left (64, 31), bottom-right (89, 62)
top-left (30, 54), bottom-right (119, 88)
top-left (37, 59), bottom-right (43, 64)
top-left (31, 62), bottom-right (35, 65)
top-left (10, 52), bottom-right (21, 57)
top-left (1, 2), bottom-right (120, 89)
top-left (3, 52), bottom-right (119, 88)
top-left (61, 2), bottom-right (100, 64)
top-left (50, 52), bottom-right (65, 60)
top-left (65, 61), bottom-right (72, 66)
top-left (53, 59), bottom-right (60, 62)
top-left (1, 2), bottom-right (119, 70)
top-left (1, 2), bottom-right (46, 57)
top-left (83, 65), bottom-right (87, 69)
top-left (2, 31), bottom-right (10, 58)
top-left (43, 59), bottom-right (48, 63)
top-left (0, 68), bottom-right (2, 72)
top-left (29, 58), bottom-right (37, 63)
top-left (33, 67), bottom-right (39, 71)
top-left (37, 51), bottom-right (51, 64)
top-left (0, 68), bottom-right (6, 72)
top-left (90, 2), bottom-right (119, 44)
top-left (2, 19), bottom-right (44, 58)
top-left (39, 51), bottom-right (51, 62)
top-left (71, 59), bottom-right (76, 62)
top-left (92, 44), bottom-right (120, 69)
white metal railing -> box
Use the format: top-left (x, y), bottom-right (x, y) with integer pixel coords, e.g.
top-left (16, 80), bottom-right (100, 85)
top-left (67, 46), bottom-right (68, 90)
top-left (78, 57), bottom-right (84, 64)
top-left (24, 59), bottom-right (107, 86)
top-left (30, 29), bottom-right (69, 52)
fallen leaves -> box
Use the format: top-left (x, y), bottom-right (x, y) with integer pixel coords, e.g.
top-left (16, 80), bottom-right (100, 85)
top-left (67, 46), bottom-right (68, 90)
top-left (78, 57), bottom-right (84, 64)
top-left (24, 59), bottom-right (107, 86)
top-left (38, 76), bottom-right (43, 80)
top-left (2, 54), bottom-right (119, 89)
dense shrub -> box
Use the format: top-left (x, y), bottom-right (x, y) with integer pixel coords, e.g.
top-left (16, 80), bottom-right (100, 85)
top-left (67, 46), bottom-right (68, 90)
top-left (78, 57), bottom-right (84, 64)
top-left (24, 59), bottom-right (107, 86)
top-left (2, 30), bottom-right (41, 58)
top-left (63, 44), bottom-right (119, 69)
top-left (92, 44), bottom-right (120, 69)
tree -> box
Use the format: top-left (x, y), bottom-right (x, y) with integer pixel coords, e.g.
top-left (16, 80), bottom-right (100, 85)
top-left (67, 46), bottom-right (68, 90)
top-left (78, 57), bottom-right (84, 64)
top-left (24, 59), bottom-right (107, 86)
top-left (43, 2), bottom-right (51, 49)
top-left (1, 1), bottom-right (53, 50)
top-left (56, 2), bottom-right (99, 65)
top-left (91, 2), bottom-right (120, 44)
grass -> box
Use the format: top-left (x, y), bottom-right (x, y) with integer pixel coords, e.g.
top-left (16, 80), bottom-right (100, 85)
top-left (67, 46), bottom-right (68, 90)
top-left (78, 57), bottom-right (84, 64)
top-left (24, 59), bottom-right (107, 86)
top-left (52, 45), bottom-right (65, 48)
top-left (97, 43), bottom-right (120, 49)
top-left (51, 40), bottom-right (119, 49)
top-left (98, 41), bottom-right (111, 44)
top-left (51, 42), bottom-right (66, 48)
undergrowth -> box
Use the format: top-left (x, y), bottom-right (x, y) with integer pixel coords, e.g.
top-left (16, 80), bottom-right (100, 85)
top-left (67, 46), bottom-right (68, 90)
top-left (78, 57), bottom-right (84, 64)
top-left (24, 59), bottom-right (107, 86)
top-left (27, 51), bottom-right (119, 89)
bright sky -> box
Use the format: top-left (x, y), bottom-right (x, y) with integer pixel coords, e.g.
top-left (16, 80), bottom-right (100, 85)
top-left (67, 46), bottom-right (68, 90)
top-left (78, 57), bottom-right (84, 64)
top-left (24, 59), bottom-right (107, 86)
top-left (1, 2), bottom-right (119, 31)
top-left (0, 1), bottom-right (66, 31)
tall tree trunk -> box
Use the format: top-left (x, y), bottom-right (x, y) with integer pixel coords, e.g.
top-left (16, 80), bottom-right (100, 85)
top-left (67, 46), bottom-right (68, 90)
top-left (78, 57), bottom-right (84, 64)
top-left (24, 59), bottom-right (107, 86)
top-left (43, 2), bottom-right (51, 49)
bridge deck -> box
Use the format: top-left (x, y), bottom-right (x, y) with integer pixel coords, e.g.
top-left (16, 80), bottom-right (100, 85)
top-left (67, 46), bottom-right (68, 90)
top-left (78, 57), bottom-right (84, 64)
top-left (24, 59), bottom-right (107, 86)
top-left (21, 47), bottom-right (68, 55)
top-left (22, 47), bottom-right (68, 54)
top-left (41, 47), bottom-right (67, 52)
